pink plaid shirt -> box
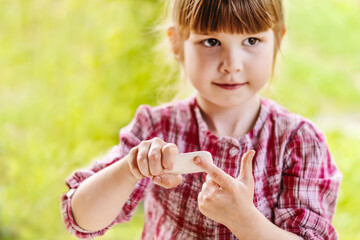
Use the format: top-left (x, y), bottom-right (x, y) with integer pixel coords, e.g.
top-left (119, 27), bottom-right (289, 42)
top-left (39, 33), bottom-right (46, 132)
top-left (61, 97), bottom-right (341, 240)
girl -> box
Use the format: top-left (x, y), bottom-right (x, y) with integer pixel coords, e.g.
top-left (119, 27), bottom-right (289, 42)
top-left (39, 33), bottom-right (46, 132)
top-left (61, 0), bottom-right (342, 239)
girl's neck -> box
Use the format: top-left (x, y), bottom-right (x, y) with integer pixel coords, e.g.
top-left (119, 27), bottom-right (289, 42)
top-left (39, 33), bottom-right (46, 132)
top-left (196, 95), bottom-right (261, 138)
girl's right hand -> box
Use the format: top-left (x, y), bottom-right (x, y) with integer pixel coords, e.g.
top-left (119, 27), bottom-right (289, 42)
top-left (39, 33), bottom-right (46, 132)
top-left (126, 137), bottom-right (183, 189)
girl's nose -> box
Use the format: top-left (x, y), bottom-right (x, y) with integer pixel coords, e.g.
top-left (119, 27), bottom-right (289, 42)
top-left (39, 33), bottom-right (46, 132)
top-left (219, 50), bottom-right (243, 74)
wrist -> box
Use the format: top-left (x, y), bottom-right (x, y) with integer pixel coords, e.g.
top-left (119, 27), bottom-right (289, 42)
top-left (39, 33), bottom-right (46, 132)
top-left (227, 206), bottom-right (300, 240)
top-left (115, 159), bottom-right (139, 185)
top-left (225, 205), bottom-right (264, 239)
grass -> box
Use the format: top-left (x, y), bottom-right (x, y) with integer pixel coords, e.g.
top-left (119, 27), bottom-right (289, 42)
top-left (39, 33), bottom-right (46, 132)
top-left (0, 0), bottom-right (359, 239)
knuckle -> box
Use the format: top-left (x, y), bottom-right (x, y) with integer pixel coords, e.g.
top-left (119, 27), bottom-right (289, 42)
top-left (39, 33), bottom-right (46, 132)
top-left (148, 150), bottom-right (160, 162)
top-left (162, 143), bottom-right (178, 154)
top-left (204, 194), bottom-right (211, 201)
top-left (171, 144), bottom-right (179, 154)
top-left (211, 171), bottom-right (218, 179)
top-left (168, 142), bottom-right (178, 149)
top-left (137, 153), bottom-right (147, 163)
top-left (152, 137), bottom-right (164, 144)
top-left (206, 174), bottom-right (212, 182)
top-left (162, 145), bottom-right (170, 154)
top-left (139, 140), bottom-right (149, 147)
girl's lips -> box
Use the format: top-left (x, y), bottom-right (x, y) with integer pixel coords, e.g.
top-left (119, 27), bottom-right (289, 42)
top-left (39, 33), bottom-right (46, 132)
top-left (213, 82), bottom-right (247, 90)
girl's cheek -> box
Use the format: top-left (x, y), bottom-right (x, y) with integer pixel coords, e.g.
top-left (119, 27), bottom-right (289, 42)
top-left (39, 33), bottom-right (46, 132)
top-left (196, 54), bottom-right (211, 66)
top-left (197, 51), bottom-right (220, 65)
top-left (197, 46), bottom-right (220, 55)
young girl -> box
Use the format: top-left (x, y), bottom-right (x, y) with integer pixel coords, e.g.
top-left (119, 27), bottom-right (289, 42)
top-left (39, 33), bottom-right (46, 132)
top-left (61, 0), bottom-right (342, 239)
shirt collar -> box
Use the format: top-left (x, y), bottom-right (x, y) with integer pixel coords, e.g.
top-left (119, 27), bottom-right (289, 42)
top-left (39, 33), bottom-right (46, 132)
top-left (190, 96), bottom-right (270, 148)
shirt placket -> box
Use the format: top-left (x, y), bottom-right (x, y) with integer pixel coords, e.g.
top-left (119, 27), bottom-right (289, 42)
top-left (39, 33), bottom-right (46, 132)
top-left (201, 137), bottom-right (244, 239)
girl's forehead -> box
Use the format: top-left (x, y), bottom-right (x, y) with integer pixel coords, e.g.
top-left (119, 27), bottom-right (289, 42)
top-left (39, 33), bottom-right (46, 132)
top-left (188, 28), bottom-right (273, 36)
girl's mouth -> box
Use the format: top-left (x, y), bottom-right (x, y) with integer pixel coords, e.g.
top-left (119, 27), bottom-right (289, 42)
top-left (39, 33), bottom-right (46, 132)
top-left (212, 82), bottom-right (247, 90)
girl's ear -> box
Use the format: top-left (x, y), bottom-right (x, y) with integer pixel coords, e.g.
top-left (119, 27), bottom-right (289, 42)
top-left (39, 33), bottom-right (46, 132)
top-left (167, 26), bottom-right (182, 59)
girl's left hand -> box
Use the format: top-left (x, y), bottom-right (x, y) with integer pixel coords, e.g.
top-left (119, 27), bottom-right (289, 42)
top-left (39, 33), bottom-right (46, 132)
top-left (194, 150), bottom-right (257, 228)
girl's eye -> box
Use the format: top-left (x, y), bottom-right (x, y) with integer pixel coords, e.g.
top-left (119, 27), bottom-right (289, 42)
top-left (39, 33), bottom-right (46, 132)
top-left (202, 38), bottom-right (220, 47)
top-left (243, 37), bottom-right (260, 46)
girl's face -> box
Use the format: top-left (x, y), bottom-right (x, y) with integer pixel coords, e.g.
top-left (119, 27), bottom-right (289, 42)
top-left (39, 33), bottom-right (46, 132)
top-left (182, 29), bottom-right (275, 109)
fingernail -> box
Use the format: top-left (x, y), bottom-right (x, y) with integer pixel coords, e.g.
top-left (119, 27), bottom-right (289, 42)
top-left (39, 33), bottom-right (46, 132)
top-left (153, 176), bottom-right (161, 184)
top-left (194, 157), bottom-right (201, 165)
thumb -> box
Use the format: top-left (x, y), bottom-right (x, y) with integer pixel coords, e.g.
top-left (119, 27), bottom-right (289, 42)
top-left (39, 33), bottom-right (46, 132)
top-left (152, 173), bottom-right (183, 189)
top-left (237, 150), bottom-right (256, 184)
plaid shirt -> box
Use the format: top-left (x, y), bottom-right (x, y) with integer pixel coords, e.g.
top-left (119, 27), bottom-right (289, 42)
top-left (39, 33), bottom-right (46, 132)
top-left (61, 96), bottom-right (342, 240)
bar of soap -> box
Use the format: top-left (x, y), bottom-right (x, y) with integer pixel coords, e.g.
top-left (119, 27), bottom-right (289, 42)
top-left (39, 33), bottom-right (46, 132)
top-left (164, 151), bottom-right (213, 175)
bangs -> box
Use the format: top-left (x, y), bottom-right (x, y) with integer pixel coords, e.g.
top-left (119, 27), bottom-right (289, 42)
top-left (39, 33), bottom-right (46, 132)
top-left (174, 0), bottom-right (281, 34)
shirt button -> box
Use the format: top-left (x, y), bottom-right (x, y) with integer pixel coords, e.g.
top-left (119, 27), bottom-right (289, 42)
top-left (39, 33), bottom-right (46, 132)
top-left (229, 147), bottom-right (239, 157)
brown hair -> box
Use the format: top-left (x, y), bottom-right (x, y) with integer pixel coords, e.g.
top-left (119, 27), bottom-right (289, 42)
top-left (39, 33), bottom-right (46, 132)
top-left (155, 0), bottom-right (285, 103)
top-left (171, 0), bottom-right (285, 60)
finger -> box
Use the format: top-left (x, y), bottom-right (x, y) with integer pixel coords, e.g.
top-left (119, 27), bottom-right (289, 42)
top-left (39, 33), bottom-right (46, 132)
top-left (201, 181), bottom-right (207, 192)
top-left (206, 175), bottom-right (221, 189)
top-left (199, 178), bottom-right (223, 208)
top-left (137, 141), bottom-right (151, 177)
top-left (194, 157), bottom-right (233, 189)
top-left (238, 150), bottom-right (256, 183)
top-left (161, 143), bottom-right (179, 170)
top-left (198, 189), bottom-right (204, 206)
top-left (152, 173), bottom-right (183, 189)
top-left (128, 147), bottom-right (144, 180)
top-left (202, 178), bottom-right (219, 198)
top-left (206, 174), bottom-right (211, 182)
top-left (148, 138), bottom-right (166, 176)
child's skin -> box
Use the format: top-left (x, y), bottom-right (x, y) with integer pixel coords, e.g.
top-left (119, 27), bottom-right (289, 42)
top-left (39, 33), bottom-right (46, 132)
top-left (181, 28), bottom-right (274, 137)
top-left (71, 138), bottom-right (183, 231)
top-left (71, 26), bottom-right (301, 239)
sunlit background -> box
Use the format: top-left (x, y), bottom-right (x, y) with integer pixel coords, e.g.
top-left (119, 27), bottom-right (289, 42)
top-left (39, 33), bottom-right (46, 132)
top-left (0, 0), bottom-right (359, 239)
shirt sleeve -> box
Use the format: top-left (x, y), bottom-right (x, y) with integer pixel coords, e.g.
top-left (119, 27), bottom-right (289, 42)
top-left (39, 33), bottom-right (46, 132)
top-left (60, 105), bottom-right (155, 239)
top-left (274, 123), bottom-right (342, 240)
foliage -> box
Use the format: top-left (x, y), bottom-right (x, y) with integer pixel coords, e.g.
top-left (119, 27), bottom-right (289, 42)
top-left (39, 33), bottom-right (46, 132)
top-left (0, 0), bottom-right (359, 239)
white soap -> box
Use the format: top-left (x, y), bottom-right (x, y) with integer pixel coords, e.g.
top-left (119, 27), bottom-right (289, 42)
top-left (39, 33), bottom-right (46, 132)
top-left (164, 151), bottom-right (213, 175)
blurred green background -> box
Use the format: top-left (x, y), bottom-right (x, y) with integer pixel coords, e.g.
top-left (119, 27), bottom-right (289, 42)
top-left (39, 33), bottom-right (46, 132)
top-left (0, 0), bottom-right (359, 239)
